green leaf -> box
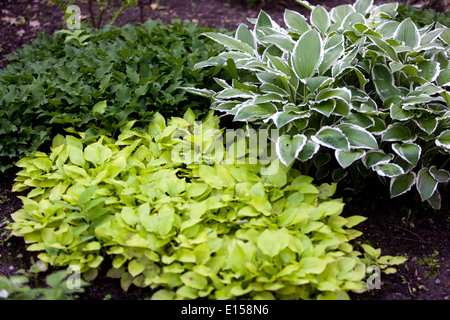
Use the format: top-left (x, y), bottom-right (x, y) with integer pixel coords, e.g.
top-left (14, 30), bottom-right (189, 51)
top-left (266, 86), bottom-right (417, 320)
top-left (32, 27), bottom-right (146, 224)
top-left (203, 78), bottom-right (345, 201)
top-left (300, 257), bottom-right (327, 274)
top-left (362, 151), bottom-right (393, 168)
top-left (298, 141), bottom-right (320, 161)
top-left (390, 172), bottom-right (416, 198)
top-left (126, 65), bottom-right (140, 84)
top-left (392, 143), bottom-right (421, 165)
top-left (284, 9), bottom-right (310, 34)
top-left (436, 130), bottom-right (450, 151)
top-left (366, 34), bottom-right (399, 62)
top-left (257, 229), bottom-right (281, 257)
top-left (354, 0), bottom-right (373, 14)
top-left (312, 127), bottom-right (350, 151)
top-left (203, 32), bottom-right (254, 55)
top-left (93, 100), bottom-right (107, 115)
top-left (416, 167), bottom-right (438, 201)
top-left (292, 29), bottom-right (323, 79)
top-left (180, 271), bottom-right (208, 290)
top-left (236, 24), bottom-right (256, 50)
top-left (311, 6), bottom-right (330, 34)
top-left (374, 163), bottom-right (404, 178)
top-left (234, 103), bottom-right (277, 122)
top-left (78, 185), bottom-right (98, 207)
top-left (276, 134), bottom-right (307, 166)
top-left (338, 124), bottom-right (378, 149)
top-left (393, 18), bottom-right (420, 48)
top-left (128, 260), bottom-right (145, 277)
top-left (335, 150), bottom-right (365, 169)
top-left (382, 124), bottom-right (413, 142)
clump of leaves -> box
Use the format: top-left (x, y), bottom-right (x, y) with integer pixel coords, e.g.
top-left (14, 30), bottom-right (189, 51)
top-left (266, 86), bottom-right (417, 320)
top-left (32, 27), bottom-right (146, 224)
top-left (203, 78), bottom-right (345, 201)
top-left (396, 3), bottom-right (450, 28)
top-left (0, 270), bottom-right (88, 300)
top-left (9, 110), bottom-right (405, 300)
top-left (0, 19), bottom-right (227, 171)
top-left (185, 0), bottom-right (450, 209)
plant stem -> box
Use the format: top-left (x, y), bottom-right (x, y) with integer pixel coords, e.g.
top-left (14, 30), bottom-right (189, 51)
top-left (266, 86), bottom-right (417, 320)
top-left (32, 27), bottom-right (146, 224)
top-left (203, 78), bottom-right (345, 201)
top-left (88, 0), bottom-right (97, 28)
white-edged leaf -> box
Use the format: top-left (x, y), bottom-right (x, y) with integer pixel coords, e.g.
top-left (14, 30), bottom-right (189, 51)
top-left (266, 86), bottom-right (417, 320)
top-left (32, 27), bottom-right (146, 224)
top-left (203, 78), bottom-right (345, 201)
top-left (390, 172), bottom-right (416, 198)
top-left (292, 29), bottom-right (323, 80)
top-left (312, 126), bottom-right (350, 151)
top-left (427, 189), bottom-right (441, 210)
top-left (335, 150), bottom-right (365, 169)
top-left (203, 32), bottom-right (254, 55)
top-left (362, 151), bottom-right (394, 168)
top-left (298, 140), bottom-right (320, 161)
top-left (416, 167), bottom-right (438, 201)
top-left (392, 143), bottom-right (421, 165)
top-left (374, 163), bottom-right (405, 178)
top-left (234, 103), bottom-right (277, 122)
top-left (429, 166), bottom-right (450, 183)
top-left (236, 23), bottom-right (256, 50)
top-left (311, 6), bottom-right (330, 34)
top-left (381, 124), bottom-right (413, 142)
top-left (354, 0), bottom-right (373, 14)
top-left (436, 130), bottom-right (450, 151)
top-left (393, 18), bottom-right (420, 48)
top-left (276, 134), bottom-right (307, 166)
top-left (338, 123), bottom-right (378, 149)
top-left (284, 9), bottom-right (310, 34)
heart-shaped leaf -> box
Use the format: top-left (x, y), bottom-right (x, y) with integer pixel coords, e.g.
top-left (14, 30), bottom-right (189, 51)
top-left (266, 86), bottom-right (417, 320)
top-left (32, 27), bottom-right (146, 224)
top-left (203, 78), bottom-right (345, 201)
top-left (276, 134), bottom-right (307, 166)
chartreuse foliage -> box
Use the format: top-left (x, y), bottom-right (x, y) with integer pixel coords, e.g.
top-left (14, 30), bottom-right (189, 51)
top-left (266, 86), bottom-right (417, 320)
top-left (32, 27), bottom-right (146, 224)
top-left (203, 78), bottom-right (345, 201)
top-left (185, 0), bottom-right (450, 209)
top-left (9, 110), bottom-right (405, 300)
top-left (0, 19), bottom-right (227, 171)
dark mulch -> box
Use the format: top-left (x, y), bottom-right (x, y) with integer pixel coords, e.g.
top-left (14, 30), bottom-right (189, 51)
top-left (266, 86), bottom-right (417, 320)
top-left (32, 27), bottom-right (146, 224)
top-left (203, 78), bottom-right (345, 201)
top-left (0, 0), bottom-right (449, 301)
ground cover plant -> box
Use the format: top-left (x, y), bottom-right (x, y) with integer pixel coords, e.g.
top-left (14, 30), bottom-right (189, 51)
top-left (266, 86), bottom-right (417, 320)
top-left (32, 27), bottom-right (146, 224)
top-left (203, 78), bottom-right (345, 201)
top-left (0, 18), bottom-right (227, 172)
top-left (186, 0), bottom-right (450, 209)
top-left (7, 110), bottom-right (406, 299)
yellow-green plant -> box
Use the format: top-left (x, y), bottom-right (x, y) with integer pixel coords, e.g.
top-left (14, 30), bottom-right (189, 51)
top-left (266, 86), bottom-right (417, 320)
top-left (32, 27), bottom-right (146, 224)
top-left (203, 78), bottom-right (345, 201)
top-left (9, 110), bottom-right (405, 299)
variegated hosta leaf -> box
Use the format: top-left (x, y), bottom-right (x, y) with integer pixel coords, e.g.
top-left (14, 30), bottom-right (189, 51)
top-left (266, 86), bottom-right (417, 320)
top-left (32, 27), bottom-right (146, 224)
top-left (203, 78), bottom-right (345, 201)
top-left (393, 18), bottom-right (420, 48)
top-left (276, 134), bottom-right (307, 166)
top-left (436, 130), bottom-right (450, 152)
top-left (391, 143), bottom-right (421, 165)
top-left (311, 5), bottom-right (331, 34)
top-left (338, 124), bottom-right (378, 149)
top-left (362, 151), bottom-right (393, 168)
top-left (298, 140), bottom-right (320, 161)
top-left (312, 127), bottom-right (350, 151)
top-left (292, 29), bottom-right (323, 80)
top-left (381, 124), bottom-right (414, 142)
top-left (335, 150), bottom-right (365, 169)
top-left (390, 172), bottom-right (416, 198)
top-left (284, 9), bottom-right (310, 34)
top-left (429, 166), bottom-right (450, 183)
top-left (374, 163), bottom-right (405, 178)
top-left (416, 167), bottom-right (438, 201)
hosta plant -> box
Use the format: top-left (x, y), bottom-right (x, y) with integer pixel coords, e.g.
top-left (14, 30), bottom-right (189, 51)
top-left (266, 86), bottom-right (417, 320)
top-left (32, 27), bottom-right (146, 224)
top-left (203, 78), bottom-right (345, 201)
top-left (9, 110), bottom-right (405, 300)
top-left (185, 0), bottom-right (450, 209)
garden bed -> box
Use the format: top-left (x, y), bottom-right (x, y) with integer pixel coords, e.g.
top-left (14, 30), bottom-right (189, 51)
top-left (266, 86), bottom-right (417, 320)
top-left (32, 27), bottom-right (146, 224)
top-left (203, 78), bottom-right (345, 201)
top-left (0, 0), bottom-right (449, 300)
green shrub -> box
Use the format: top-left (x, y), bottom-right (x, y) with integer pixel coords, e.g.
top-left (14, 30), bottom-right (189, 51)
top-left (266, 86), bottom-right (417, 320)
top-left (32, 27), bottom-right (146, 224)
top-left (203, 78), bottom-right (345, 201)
top-left (396, 3), bottom-right (450, 28)
top-left (0, 20), bottom-right (227, 171)
top-left (0, 270), bottom-right (88, 300)
top-left (9, 110), bottom-right (405, 300)
top-left (185, 0), bottom-right (450, 209)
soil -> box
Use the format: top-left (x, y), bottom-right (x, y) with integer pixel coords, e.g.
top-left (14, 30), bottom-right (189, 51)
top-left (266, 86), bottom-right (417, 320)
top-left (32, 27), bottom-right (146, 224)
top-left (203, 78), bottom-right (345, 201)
top-left (0, 0), bottom-right (449, 301)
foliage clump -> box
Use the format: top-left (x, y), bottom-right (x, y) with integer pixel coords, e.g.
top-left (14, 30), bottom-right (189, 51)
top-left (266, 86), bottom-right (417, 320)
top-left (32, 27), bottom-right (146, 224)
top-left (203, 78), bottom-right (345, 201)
top-left (186, 0), bottom-right (450, 209)
top-left (9, 110), bottom-right (406, 300)
top-left (0, 19), bottom-right (227, 171)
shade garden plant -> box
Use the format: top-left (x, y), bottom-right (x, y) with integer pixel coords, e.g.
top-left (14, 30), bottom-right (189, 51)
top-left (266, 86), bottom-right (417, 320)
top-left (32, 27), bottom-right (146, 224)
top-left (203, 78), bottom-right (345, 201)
top-left (1, 0), bottom-right (448, 300)
top-left (186, 0), bottom-right (450, 209)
